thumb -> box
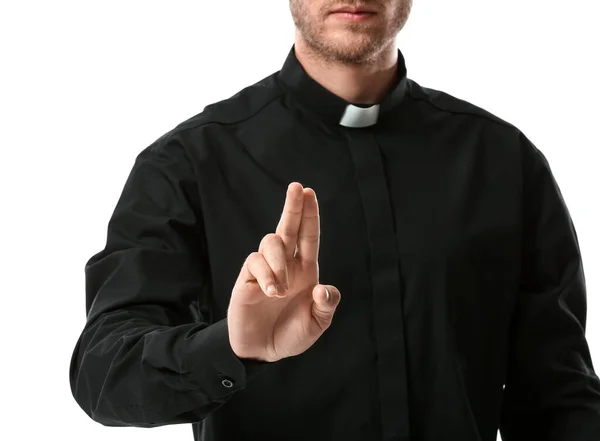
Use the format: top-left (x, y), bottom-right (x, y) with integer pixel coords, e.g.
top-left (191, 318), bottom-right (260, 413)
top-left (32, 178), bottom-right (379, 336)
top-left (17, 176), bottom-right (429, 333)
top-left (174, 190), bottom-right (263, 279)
top-left (311, 285), bottom-right (340, 331)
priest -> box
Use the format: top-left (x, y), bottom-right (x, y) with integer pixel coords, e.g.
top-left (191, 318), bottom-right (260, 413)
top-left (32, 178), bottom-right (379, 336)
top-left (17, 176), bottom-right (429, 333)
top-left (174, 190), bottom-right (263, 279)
top-left (70, 1), bottom-right (600, 440)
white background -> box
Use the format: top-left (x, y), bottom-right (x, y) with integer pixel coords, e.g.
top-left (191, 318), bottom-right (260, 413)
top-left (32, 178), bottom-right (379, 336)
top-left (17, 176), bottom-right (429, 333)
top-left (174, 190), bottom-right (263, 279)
top-left (1, 1), bottom-right (599, 440)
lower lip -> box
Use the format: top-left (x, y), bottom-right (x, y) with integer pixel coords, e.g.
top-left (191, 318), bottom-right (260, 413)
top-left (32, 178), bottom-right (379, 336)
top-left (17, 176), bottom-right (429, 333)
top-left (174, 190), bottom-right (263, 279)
top-left (331, 11), bottom-right (376, 21)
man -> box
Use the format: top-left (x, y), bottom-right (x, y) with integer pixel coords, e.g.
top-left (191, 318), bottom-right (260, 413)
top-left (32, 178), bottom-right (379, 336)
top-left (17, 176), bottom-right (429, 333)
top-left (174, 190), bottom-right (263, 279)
top-left (69, 0), bottom-right (600, 440)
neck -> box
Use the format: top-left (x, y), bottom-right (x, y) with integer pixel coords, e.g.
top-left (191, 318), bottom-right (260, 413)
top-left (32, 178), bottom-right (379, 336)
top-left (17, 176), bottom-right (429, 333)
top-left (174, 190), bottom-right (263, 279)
top-left (293, 36), bottom-right (399, 105)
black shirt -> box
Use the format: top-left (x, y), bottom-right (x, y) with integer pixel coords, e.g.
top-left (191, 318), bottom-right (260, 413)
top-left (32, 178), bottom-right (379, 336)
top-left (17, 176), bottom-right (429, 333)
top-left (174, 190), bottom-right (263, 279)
top-left (69, 46), bottom-right (600, 441)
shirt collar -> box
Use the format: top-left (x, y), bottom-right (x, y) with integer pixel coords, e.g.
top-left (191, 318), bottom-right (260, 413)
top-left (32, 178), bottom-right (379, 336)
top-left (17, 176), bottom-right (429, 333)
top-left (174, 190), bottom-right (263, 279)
top-left (276, 45), bottom-right (408, 128)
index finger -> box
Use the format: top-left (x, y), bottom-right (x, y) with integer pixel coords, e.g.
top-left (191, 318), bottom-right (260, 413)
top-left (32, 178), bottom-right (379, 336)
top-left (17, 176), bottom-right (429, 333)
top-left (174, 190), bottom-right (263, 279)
top-left (276, 182), bottom-right (304, 261)
top-left (296, 187), bottom-right (320, 264)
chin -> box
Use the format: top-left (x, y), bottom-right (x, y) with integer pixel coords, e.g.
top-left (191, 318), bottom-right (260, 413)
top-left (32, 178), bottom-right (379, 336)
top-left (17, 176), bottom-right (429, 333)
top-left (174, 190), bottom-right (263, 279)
top-left (324, 35), bottom-right (383, 62)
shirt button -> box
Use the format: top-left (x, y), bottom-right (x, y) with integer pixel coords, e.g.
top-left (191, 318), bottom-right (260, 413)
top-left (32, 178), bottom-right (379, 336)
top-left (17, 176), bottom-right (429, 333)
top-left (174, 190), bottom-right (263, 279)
top-left (221, 379), bottom-right (234, 388)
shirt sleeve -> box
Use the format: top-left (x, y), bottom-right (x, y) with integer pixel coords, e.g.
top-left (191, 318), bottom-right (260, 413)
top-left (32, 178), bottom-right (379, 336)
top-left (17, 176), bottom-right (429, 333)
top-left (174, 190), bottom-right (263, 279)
top-left (69, 133), bottom-right (269, 427)
top-left (499, 133), bottom-right (600, 440)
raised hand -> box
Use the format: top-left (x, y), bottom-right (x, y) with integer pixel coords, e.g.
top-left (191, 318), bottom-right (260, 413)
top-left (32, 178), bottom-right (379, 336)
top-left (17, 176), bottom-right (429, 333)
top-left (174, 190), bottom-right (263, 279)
top-left (227, 182), bottom-right (341, 362)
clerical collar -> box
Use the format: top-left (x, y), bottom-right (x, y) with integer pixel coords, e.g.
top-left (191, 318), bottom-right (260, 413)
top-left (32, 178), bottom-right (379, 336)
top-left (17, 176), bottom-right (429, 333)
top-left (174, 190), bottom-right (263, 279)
top-left (276, 45), bottom-right (408, 128)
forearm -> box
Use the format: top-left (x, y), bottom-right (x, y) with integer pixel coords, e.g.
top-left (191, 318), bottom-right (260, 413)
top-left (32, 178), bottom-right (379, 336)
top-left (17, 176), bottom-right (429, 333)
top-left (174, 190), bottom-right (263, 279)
top-left (70, 312), bottom-right (258, 427)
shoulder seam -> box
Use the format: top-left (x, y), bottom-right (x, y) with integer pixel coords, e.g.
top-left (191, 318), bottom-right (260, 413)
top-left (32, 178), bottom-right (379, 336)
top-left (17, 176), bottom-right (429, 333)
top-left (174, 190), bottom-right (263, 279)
top-left (155, 85), bottom-right (285, 147)
top-left (181, 89), bottom-right (285, 131)
top-left (406, 90), bottom-right (516, 130)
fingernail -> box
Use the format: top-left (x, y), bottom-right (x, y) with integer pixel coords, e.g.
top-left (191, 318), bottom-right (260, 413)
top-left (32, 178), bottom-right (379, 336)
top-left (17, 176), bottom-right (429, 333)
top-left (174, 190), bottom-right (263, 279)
top-left (325, 287), bottom-right (331, 303)
top-left (267, 284), bottom-right (278, 296)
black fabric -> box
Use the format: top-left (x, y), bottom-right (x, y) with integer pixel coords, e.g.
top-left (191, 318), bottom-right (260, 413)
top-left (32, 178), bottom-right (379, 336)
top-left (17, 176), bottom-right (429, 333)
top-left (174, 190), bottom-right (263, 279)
top-left (69, 45), bottom-right (600, 441)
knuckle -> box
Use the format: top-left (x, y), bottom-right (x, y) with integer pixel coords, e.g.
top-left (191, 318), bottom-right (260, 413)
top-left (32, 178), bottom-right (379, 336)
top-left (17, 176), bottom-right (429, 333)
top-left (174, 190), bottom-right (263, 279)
top-left (260, 233), bottom-right (281, 248)
top-left (300, 233), bottom-right (319, 243)
top-left (279, 226), bottom-right (298, 237)
top-left (285, 205), bottom-right (302, 215)
top-left (246, 253), bottom-right (265, 271)
top-left (247, 251), bottom-right (261, 261)
top-left (262, 234), bottom-right (285, 253)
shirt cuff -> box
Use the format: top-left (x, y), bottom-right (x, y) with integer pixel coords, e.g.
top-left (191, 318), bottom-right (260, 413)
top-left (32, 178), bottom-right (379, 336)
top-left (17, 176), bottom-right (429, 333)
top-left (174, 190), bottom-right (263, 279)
top-left (184, 318), bottom-right (270, 399)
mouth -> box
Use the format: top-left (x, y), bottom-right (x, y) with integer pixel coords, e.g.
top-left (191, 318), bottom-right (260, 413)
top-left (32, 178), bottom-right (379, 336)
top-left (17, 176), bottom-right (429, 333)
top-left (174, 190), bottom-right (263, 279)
top-left (330, 5), bottom-right (377, 21)
top-left (331, 5), bottom-right (377, 14)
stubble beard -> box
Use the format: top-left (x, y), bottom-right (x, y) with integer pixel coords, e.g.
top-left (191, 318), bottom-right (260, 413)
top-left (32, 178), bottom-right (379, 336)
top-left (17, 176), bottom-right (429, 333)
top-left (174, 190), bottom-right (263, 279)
top-left (290, 0), bottom-right (411, 66)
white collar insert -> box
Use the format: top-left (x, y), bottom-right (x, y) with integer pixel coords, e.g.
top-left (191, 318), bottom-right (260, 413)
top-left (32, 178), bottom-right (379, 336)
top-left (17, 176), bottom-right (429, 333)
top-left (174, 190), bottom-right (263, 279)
top-left (339, 104), bottom-right (380, 128)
